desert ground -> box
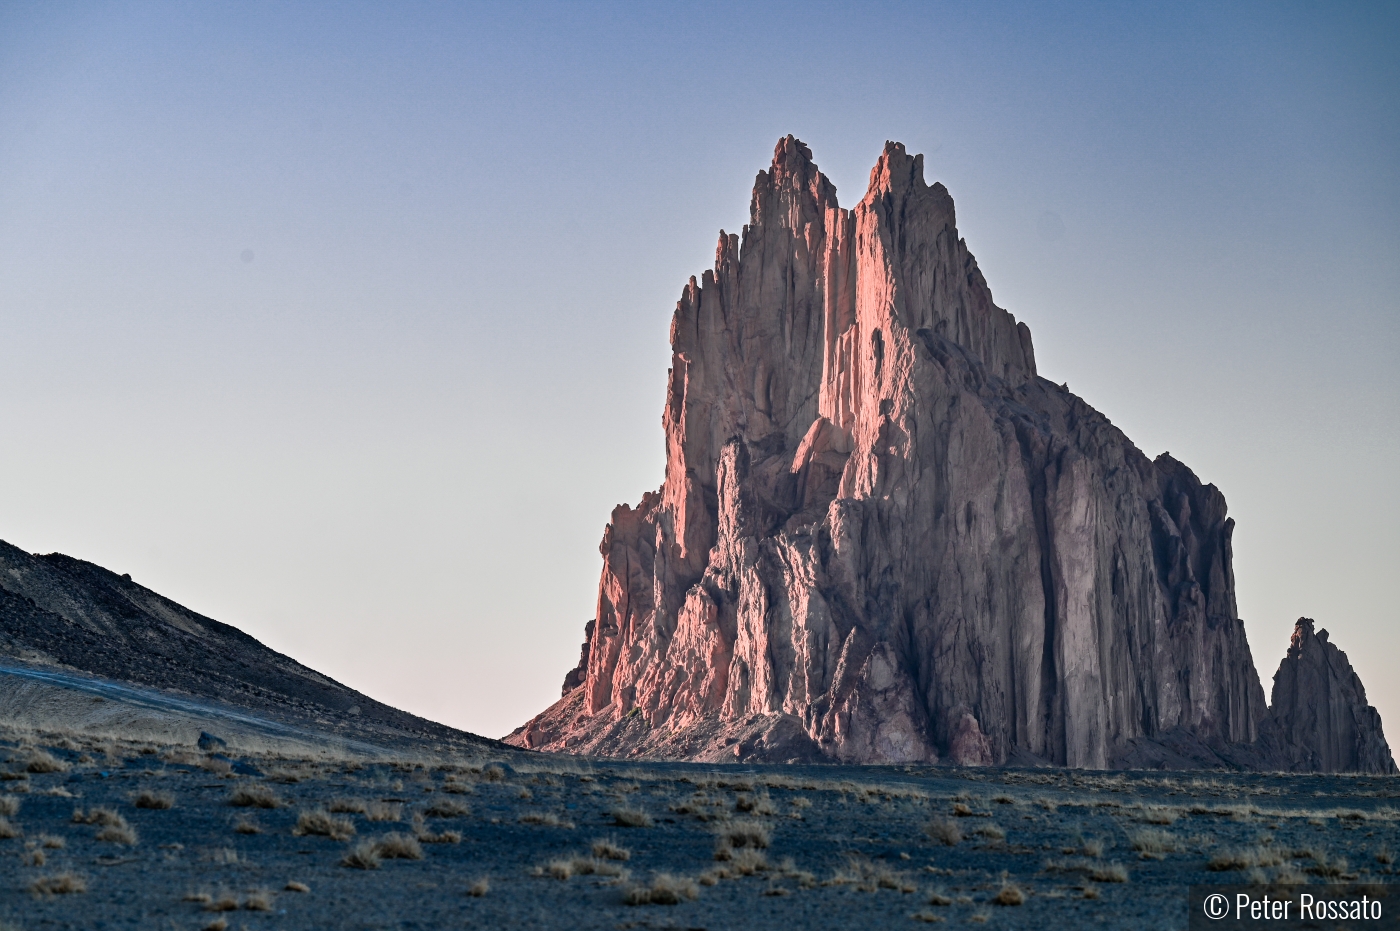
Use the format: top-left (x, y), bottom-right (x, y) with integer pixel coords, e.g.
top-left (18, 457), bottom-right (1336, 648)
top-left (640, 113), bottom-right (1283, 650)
top-left (2, 720), bottom-right (1398, 931)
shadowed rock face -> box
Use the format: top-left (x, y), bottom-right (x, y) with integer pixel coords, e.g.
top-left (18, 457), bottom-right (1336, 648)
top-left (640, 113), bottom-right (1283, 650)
top-left (508, 137), bottom-right (1386, 772)
top-left (1257, 619), bottom-right (1396, 774)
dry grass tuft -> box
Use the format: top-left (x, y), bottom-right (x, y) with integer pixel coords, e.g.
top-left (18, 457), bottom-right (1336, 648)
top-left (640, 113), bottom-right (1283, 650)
top-left (1207, 845), bottom-right (1284, 872)
top-left (776, 857), bottom-right (816, 887)
top-left (243, 890), bottom-right (275, 911)
top-left (416, 826), bottom-right (462, 844)
top-left (366, 801), bottom-right (402, 822)
top-left (829, 855), bottom-right (916, 893)
top-left (133, 790), bottom-right (174, 810)
top-left (1139, 805), bottom-right (1178, 825)
top-left (1090, 862), bottom-right (1129, 883)
top-left (569, 856), bottom-right (630, 878)
top-left (201, 757), bottom-right (233, 776)
top-left (234, 816), bottom-right (261, 835)
top-left (1306, 853), bottom-right (1349, 878)
top-left (735, 792), bottom-right (778, 816)
top-left (1376, 846), bottom-right (1394, 865)
top-left (203, 895), bottom-right (238, 912)
top-left (911, 910), bottom-right (946, 922)
top-left (1128, 828), bottom-right (1177, 857)
top-left (722, 849), bottom-right (769, 876)
top-left (327, 798), bottom-right (367, 814)
top-left (994, 883), bottom-right (1026, 906)
top-left (284, 881), bottom-right (310, 893)
top-left (973, 823), bottom-right (1006, 840)
top-left (0, 816), bottom-right (20, 839)
top-left (0, 795), bottom-right (19, 817)
top-left (611, 806), bottom-right (653, 828)
top-left (519, 811), bottom-right (574, 828)
top-left (1045, 858), bottom-right (1130, 883)
top-left (375, 832), bottom-right (424, 860)
top-left (543, 859), bottom-right (574, 880)
top-left (228, 785), bottom-right (280, 809)
top-left (37, 833), bottom-right (64, 849)
top-left (716, 819), bottom-right (771, 850)
top-left (925, 818), bottom-right (961, 846)
top-left (26, 750), bottom-right (69, 774)
top-left (624, 873), bottom-right (700, 905)
top-left (442, 777), bottom-right (473, 795)
top-left (670, 792), bottom-right (727, 820)
top-left (340, 841), bottom-right (382, 869)
top-left (30, 872), bottom-right (86, 895)
top-left (468, 877), bottom-right (490, 897)
top-left (72, 806), bottom-right (124, 826)
top-left (90, 810), bottom-right (137, 845)
top-left (592, 838), bottom-right (631, 861)
top-left (202, 919), bottom-right (228, 931)
top-left (423, 798), bottom-right (470, 818)
top-left (293, 809), bottom-right (356, 841)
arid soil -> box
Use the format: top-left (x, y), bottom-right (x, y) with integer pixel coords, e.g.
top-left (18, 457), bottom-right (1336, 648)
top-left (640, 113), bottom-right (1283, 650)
top-left (2, 729), bottom-right (1398, 930)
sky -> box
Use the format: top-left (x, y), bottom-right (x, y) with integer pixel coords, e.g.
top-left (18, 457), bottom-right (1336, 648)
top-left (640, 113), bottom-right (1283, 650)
top-left (1, 1), bottom-right (1396, 743)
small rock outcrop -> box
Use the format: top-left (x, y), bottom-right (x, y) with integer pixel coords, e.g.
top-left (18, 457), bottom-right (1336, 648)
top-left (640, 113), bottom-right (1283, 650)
top-left (1257, 618), bottom-right (1396, 773)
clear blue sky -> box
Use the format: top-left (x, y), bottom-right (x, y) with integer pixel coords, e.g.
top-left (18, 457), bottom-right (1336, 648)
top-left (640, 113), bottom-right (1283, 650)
top-left (2, 1), bottom-right (1396, 740)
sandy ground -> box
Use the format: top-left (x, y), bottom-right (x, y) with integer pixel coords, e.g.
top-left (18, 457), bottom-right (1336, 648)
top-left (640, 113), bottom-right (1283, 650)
top-left (1, 724), bottom-right (1398, 931)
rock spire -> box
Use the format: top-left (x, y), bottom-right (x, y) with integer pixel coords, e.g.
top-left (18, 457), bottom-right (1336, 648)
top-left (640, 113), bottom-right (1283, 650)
top-left (1256, 618), bottom-right (1396, 773)
top-left (507, 137), bottom-right (1389, 773)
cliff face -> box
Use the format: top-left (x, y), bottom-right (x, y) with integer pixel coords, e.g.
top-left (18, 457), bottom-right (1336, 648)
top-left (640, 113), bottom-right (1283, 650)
top-left (1257, 619), bottom-right (1396, 774)
top-left (508, 137), bottom-right (1375, 770)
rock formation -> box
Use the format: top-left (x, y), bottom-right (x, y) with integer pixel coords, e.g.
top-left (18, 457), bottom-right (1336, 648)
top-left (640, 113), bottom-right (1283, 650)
top-left (1256, 618), bottom-right (1396, 773)
top-left (507, 137), bottom-right (1391, 773)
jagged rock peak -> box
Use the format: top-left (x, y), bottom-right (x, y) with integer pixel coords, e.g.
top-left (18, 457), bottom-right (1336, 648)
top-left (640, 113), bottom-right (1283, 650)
top-left (1259, 618), bottom-right (1396, 774)
top-left (506, 137), bottom-right (1383, 773)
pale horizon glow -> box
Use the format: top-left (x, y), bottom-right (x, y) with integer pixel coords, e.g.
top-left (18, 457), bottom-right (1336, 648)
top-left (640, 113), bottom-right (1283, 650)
top-left (1, 2), bottom-right (1396, 744)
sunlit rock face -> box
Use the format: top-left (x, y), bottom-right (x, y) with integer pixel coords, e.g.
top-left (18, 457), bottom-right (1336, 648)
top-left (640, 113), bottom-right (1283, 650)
top-left (507, 137), bottom-right (1374, 770)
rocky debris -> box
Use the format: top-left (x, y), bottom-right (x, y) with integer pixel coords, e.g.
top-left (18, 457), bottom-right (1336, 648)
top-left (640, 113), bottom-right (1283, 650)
top-left (0, 539), bottom-right (495, 751)
top-left (509, 136), bottom-right (1391, 772)
top-left (1256, 618), bottom-right (1396, 774)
